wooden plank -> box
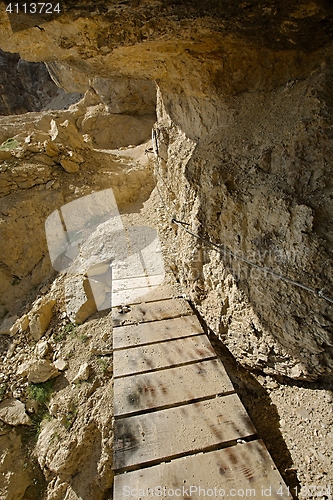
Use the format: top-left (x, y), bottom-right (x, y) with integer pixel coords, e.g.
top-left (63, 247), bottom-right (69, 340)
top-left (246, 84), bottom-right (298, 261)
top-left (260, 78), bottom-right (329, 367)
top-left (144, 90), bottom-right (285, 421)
top-left (112, 298), bottom-right (192, 327)
top-left (114, 358), bottom-right (234, 416)
top-left (112, 279), bottom-right (173, 307)
top-left (113, 315), bottom-right (203, 350)
top-left (113, 334), bottom-right (216, 378)
top-left (113, 394), bottom-right (256, 471)
top-left (112, 283), bottom-right (180, 307)
top-left (112, 275), bottom-right (165, 291)
top-left (114, 440), bottom-right (292, 500)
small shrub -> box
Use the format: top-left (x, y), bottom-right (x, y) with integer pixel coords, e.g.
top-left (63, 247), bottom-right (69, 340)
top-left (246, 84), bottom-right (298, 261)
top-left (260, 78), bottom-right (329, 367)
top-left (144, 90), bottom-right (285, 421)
top-left (97, 357), bottom-right (110, 375)
top-left (26, 380), bottom-right (55, 440)
top-left (63, 406), bottom-right (78, 430)
top-left (27, 379), bottom-right (54, 406)
top-left (54, 322), bottom-right (77, 342)
top-left (30, 410), bottom-right (52, 441)
top-left (63, 322), bottom-right (76, 335)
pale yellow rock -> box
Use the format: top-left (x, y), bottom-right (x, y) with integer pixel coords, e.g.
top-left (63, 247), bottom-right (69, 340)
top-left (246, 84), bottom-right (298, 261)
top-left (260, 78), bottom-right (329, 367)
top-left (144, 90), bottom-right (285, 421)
top-left (65, 276), bottom-right (97, 324)
top-left (0, 316), bottom-right (19, 335)
top-left (53, 359), bottom-right (68, 371)
top-left (50, 118), bottom-right (86, 150)
top-left (72, 362), bottom-right (90, 383)
top-left (29, 298), bottom-right (56, 341)
top-left (60, 158), bottom-right (80, 173)
top-left (35, 340), bottom-right (51, 358)
top-left (17, 359), bottom-right (59, 383)
top-left (0, 399), bottom-right (31, 426)
top-left (11, 314), bottom-right (30, 336)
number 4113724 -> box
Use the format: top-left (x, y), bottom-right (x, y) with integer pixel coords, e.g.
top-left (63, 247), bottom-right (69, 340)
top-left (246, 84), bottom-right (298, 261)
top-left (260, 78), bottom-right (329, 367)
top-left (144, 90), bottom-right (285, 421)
top-left (6, 3), bottom-right (61, 14)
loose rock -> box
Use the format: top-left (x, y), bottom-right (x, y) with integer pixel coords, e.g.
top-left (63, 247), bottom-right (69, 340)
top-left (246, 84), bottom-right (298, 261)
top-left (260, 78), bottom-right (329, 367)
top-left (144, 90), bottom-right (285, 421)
top-left (0, 399), bottom-right (31, 426)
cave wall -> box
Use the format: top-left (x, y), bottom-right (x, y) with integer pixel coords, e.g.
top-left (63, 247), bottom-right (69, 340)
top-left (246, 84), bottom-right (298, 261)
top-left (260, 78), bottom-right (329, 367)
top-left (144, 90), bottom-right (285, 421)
top-left (0, 0), bottom-right (333, 379)
top-left (154, 58), bottom-right (333, 380)
top-left (0, 49), bottom-right (61, 115)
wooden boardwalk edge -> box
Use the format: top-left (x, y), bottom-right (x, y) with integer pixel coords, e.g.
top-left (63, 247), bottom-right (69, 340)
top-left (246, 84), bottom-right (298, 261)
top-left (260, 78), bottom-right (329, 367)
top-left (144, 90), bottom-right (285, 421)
top-left (112, 288), bottom-right (292, 499)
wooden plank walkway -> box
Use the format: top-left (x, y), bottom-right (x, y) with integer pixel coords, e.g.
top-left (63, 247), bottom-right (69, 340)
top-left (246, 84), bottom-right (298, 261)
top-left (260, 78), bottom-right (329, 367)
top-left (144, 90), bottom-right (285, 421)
top-left (112, 284), bottom-right (292, 499)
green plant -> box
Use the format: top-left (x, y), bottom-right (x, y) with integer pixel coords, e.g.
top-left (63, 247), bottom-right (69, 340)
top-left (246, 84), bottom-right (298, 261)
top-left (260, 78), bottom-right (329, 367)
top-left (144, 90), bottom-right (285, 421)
top-left (26, 380), bottom-right (55, 441)
top-left (63, 405), bottom-right (78, 430)
top-left (63, 322), bottom-right (76, 335)
top-left (0, 138), bottom-right (20, 150)
top-left (54, 321), bottom-right (77, 342)
top-left (26, 379), bottom-right (54, 406)
top-left (79, 334), bottom-right (88, 343)
top-left (97, 357), bottom-right (109, 375)
top-left (30, 409), bottom-right (52, 441)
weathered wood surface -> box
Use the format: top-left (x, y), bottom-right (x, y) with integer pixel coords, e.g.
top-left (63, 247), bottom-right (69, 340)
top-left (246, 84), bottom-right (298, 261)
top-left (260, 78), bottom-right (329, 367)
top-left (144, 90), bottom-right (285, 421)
top-left (113, 394), bottom-right (256, 471)
top-left (113, 315), bottom-right (203, 350)
top-left (114, 358), bottom-right (235, 416)
top-left (114, 440), bottom-right (293, 500)
top-left (113, 334), bottom-right (216, 378)
top-left (112, 275), bottom-right (165, 291)
top-left (112, 298), bottom-right (192, 327)
top-left (112, 283), bottom-right (181, 308)
top-left (113, 289), bottom-right (291, 500)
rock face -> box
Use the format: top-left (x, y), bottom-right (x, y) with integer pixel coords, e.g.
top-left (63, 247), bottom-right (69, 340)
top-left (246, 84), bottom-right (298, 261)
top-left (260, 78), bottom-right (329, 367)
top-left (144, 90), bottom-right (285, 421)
top-left (0, 3), bottom-right (332, 383)
top-left (0, 430), bottom-right (32, 499)
top-left (0, 48), bottom-right (80, 115)
top-left (0, 108), bottom-right (154, 318)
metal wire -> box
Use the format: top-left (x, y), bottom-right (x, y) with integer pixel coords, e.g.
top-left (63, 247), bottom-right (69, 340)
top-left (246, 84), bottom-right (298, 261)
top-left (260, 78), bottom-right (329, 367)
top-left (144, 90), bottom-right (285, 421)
top-left (149, 154), bottom-right (333, 305)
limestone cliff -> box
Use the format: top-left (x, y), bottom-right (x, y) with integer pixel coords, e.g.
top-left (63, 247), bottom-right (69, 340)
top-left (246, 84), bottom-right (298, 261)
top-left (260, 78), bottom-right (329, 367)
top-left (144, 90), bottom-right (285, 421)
top-left (0, 0), bottom-right (332, 380)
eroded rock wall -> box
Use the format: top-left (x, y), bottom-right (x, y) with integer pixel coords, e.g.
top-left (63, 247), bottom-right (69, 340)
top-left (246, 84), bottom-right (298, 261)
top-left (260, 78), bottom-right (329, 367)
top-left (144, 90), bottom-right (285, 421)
top-left (0, 0), bottom-right (332, 380)
top-left (154, 57), bottom-right (333, 380)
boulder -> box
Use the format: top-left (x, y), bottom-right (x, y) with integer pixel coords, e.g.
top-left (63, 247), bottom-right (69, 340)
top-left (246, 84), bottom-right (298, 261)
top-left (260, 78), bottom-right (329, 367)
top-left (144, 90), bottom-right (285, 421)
top-left (17, 359), bottom-right (59, 383)
top-left (72, 362), bottom-right (90, 383)
top-left (53, 359), bottom-right (68, 371)
top-left (10, 315), bottom-right (29, 336)
top-left (65, 276), bottom-right (97, 325)
top-left (60, 158), bottom-right (80, 173)
top-left (29, 298), bottom-right (56, 341)
top-left (49, 118), bottom-right (87, 150)
top-left (35, 340), bottom-right (51, 358)
top-left (0, 399), bottom-right (31, 426)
